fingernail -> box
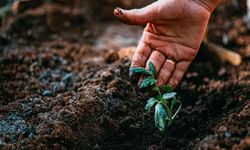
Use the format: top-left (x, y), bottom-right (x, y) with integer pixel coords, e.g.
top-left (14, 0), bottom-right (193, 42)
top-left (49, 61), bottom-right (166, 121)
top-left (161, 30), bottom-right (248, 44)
top-left (114, 7), bottom-right (123, 16)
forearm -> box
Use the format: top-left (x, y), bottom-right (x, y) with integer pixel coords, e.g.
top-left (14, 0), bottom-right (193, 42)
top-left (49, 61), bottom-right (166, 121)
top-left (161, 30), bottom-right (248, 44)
top-left (192, 0), bottom-right (220, 13)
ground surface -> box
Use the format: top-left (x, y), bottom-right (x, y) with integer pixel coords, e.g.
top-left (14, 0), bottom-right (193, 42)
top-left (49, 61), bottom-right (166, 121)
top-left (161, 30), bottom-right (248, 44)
top-left (0, 1), bottom-right (250, 150)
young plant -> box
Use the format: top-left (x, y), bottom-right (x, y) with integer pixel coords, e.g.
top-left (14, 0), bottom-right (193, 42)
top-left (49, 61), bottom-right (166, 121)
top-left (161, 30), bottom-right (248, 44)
top-left (130, 62), bottom-right (182, 131)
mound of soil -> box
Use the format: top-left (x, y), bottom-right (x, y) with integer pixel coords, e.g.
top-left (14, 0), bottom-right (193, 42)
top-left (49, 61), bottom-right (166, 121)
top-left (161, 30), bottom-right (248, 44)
top-left (0, 0), bottom-right (250, 149)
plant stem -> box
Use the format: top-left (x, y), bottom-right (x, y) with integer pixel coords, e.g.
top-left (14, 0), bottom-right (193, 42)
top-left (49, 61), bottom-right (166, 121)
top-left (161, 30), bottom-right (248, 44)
top-left (172, 102), bottom-right (182, 119)
top-left (155, 86), bottom-right (162, 96)
top-left (153, 75), bottom-right (162, 96)
top-left (160, 101), bottom-right (173, 126)
top-left (165, 105), bottom-right (173, 126)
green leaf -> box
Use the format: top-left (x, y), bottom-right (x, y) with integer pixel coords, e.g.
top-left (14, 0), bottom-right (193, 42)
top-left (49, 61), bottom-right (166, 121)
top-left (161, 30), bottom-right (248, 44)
top-left (156, 95), bottom-right (163, 101)
top-left (154, 103), bottom-right (168, 131)
top-left (149, 62), bottom-right (156, 76)
top-left (145, 98), bottom-right (157, 112)
top-left (161, 85), bottom-right (173, 93)
top-left (129, 67), bottom-right (151, 75)
top-left (139, 77), bottom-right (157, 89)
top-left (171, 99), bottom-right (182, 119)
top-left (163, 92), bottom-right (177, 100)
top-left (152, 87), bottom-right (159, 92)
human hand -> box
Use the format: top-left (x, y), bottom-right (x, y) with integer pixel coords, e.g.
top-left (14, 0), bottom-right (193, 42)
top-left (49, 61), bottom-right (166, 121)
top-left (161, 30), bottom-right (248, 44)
top-left (114, 0), bottom-right (220, 88)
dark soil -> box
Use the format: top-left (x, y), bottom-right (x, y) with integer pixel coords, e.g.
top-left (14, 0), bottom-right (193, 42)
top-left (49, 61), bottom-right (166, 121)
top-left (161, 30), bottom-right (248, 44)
top-left (0, 0), bottom-right (250, 149)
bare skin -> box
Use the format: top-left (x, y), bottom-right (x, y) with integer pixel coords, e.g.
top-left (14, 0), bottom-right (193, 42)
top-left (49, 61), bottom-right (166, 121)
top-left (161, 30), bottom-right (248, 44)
top-left (114, 0), bottom-right (220, 88)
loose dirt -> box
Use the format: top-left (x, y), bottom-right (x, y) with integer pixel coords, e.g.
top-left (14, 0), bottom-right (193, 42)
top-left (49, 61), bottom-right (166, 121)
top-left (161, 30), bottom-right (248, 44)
top-left (0, 1), bottom-right (249, 149)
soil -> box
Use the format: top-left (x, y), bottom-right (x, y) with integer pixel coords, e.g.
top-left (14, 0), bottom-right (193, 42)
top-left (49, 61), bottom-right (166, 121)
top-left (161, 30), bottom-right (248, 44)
top-left (0, 0), bottom-right (250, 150)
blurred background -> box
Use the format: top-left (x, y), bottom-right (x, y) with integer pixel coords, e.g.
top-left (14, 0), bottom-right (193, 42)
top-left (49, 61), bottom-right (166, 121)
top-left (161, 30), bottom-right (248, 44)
top-left (0, 0), bottom-right (156, 49)
top-left (0, 0), bottom-right (250, 61)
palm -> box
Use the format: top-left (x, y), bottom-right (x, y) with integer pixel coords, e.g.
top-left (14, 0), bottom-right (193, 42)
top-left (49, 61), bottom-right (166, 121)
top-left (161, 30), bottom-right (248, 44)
top-left (114, 0), bottom-right (212, 88)
top-left (154, 0), bottom-right (210, 53)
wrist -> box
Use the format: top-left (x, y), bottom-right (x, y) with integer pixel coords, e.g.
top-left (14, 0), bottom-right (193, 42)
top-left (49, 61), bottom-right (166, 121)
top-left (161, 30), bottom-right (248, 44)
top-left (192, 0), bottom-right (220, 13)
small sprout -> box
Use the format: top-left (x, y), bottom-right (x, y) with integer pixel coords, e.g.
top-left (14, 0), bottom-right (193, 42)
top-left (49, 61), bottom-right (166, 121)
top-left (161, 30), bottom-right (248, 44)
top-left (145, 98), bottom-right (157, 112)
top-left (163, 92), bottom-right (177, 100)
top-left (154, 103), bottom-right (168, 131)
top-left (129, 67), bottom-right (152, 76)
top-left (149, 61), bottom-right (157, 76)
top-left (130, 62), bottom-right (182, 131)
top-left (161, 85), bottom-right (173, 93)
top-left (140, 76), bottom-right (157, 88)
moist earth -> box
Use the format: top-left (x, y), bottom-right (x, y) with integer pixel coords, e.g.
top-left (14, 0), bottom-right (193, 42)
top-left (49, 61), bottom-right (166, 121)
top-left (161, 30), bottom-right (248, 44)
top-left (0, 0), bottom-right (250, 149)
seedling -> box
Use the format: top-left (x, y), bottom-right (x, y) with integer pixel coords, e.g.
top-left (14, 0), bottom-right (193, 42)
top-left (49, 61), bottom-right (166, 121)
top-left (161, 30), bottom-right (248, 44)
top-left (130, 62), bottom-right (182, 131)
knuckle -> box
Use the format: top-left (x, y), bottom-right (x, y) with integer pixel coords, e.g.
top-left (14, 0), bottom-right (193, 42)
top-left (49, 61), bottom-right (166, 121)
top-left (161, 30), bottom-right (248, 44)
top-left (176, 65), bottom-right (187, 74)
top-left (152, 51), bottom-right (165, 60)
top-left (132, 59), bottom-right (141, 67)
top-left (136, 53), bottom-right (147, 60)
top-left (160, 68), bottom-right (171, 78)
top-left (157, 72), bottom-right (164, 79)
top-left (188, 49), bottom-right (197, 60)
top-left (165, 63), bottom-right (175, 71)
top-left (164, 50), bottom-right (172, 57)
top-left (159, 48), bottom-right (177, 60)
top-left (157, 78), bottom-right (164, 86)
top-left (164, 72), bottom-right (171, 80)
top-left (132, 54), bottom-right (146, 67)
top-left (180, 48), bottom-right (197, 61)
top-left (141, 40), bottom-right (150, 48)
top-left (136, 46), bottom-right (151, 56)
top-left (175, 70), bottom-right (184, 78)
top-left (143, 32), bottom-right (155, 43)
top-left (169, 78), bottom-right (178, 87)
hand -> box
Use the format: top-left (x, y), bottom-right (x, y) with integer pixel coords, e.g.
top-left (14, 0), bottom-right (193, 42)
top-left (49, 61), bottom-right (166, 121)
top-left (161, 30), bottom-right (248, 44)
top-left (114, 0), bottom-right (219, 88)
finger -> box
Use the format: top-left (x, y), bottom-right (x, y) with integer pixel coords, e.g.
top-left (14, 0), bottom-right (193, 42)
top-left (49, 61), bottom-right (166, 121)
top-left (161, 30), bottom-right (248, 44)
top-left (138, 50), bottom-right (165, 85)
top-left (130, 39), bottom-right (152, 84)
top-left (167, 61), bottom-right (191, 88)
top-left (113, 2), bottom-right (158, 25)
top-left (146, 51), bottom-right (165, 75)
top-left (156, 60), bottom-right (175, 86)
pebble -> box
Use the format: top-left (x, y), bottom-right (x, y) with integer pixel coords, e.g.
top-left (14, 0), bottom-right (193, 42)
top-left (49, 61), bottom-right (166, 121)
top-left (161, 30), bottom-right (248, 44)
top-left (119, 116), bottom-right (133, 125)
top-left (203, 77), bottom-right (210, 83)
top-left (51, 73), bottom-right (61, 81)
top-left (218, 67), bottom-right (226, 76)
top-left (186, 72), bottom-right (199, 78)
top-left (86, 72), bottom-right (94, 79)
top-left (22, 109), bottom-right (33, 118)
top-left (224, 131), bottom-right (232, 138)
top-left (42, 90), bottom-right (53, 96)
top-left (0, 114), bottom-right (30, 143)
top-left (21, 127), bottom-right (31, 137)
top-left (105, 50), bottom-right (119, 63)
top-left (96, 87), bottom-right (107, 96)
top-left (73, 82), bottom-right (81, 91)
top-left (52, 82), bottom-right (66, 93)
top-left (40, 69), bottom-right (52, 80)
top-left (101, 71), bottom-right (113, 81)
top-left (92, 144), bottom-right (100, 150)
top-left (62, 73), bottom-right (73, 84)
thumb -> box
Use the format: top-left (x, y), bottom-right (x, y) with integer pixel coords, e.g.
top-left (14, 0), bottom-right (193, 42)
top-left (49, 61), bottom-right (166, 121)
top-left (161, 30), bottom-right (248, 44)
top-left (114, 2), bottom-right (158, 25)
